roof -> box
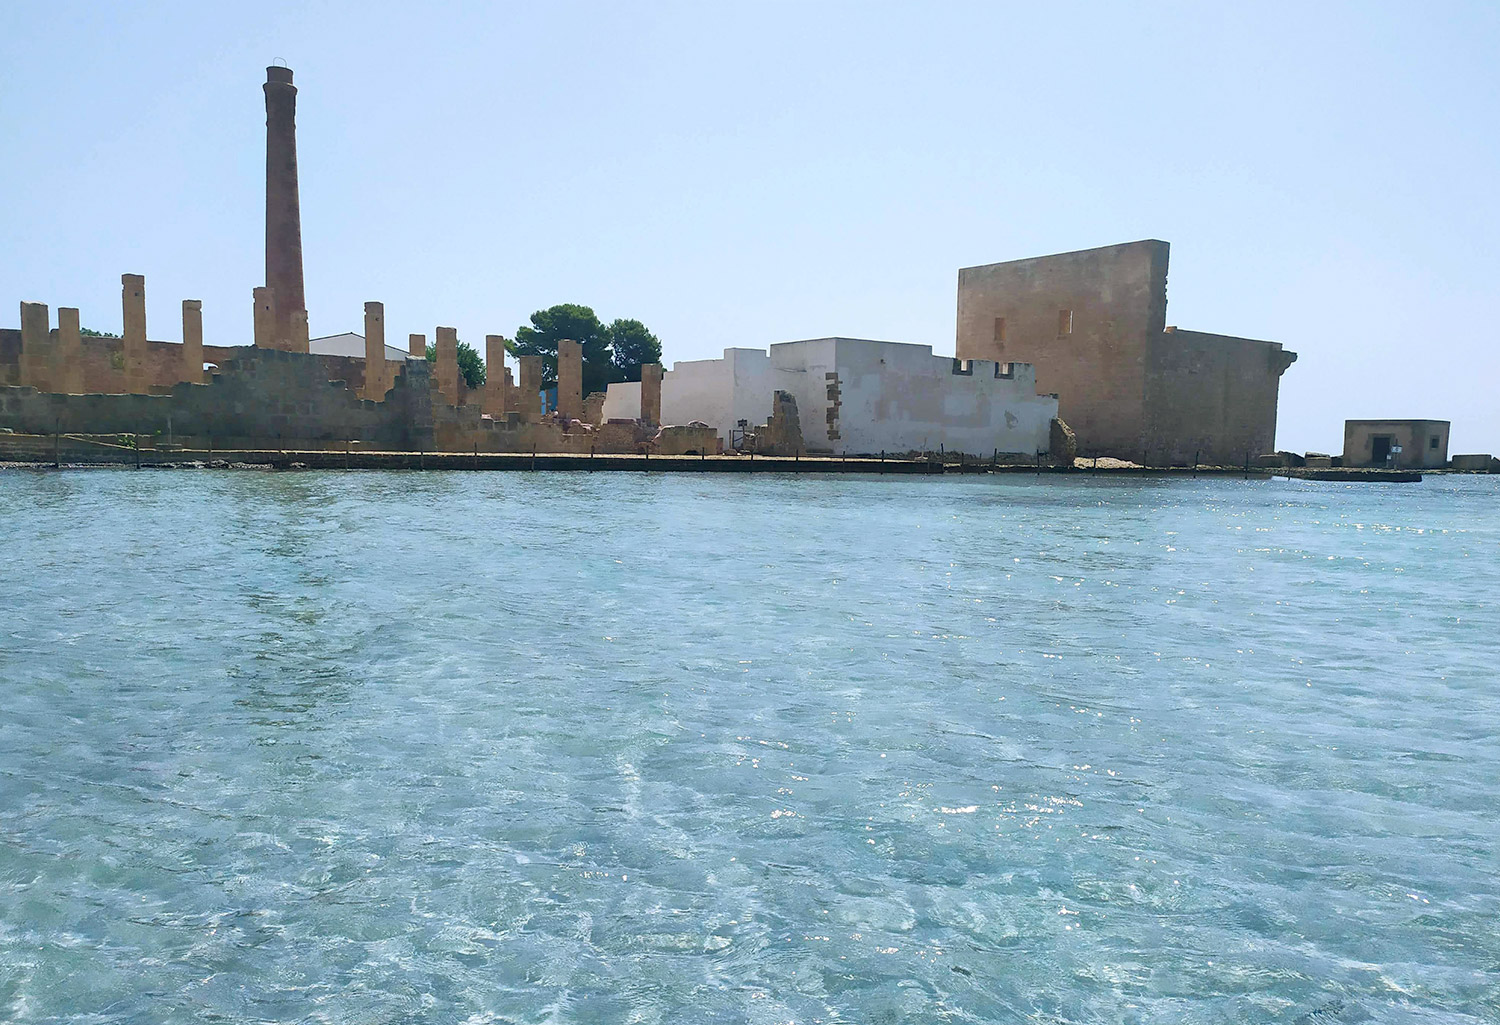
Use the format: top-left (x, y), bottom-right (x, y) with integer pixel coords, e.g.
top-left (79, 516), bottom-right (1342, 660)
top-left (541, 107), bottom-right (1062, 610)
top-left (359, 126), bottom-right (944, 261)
top-left (309, 331), bottom-right (416, 361)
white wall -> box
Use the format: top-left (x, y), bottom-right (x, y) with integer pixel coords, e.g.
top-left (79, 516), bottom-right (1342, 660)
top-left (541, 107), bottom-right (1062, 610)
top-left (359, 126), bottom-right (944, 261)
top-left (602, 380), bottom-right (641, 420)
top-left (659, 348), bottom-right (788, 444)
top-left (633, 337), bottom-right (1058, 457)
top-left (802, 338), bottom-right (1055, 456)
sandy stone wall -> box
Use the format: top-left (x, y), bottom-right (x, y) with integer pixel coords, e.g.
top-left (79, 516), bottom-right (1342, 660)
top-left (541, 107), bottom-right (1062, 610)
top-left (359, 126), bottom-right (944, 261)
top-left (957, 240), bottom-right (1164, 458)
top-left (955, 240), bottom-right (1294, 465)
top-left (1145, 329), bottom-right (1296, 466)
top-left (0, 347), bottom-right (429, 448)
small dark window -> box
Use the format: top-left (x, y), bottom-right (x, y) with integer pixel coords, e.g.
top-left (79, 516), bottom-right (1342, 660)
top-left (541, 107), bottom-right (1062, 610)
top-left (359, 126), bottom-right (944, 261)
top-left (1430, 435), bottom-right (1440, 450)
top-left (1058, 309), bottom-right (1073, 335)
top-left (993, 317), bottom-right (1006, 343)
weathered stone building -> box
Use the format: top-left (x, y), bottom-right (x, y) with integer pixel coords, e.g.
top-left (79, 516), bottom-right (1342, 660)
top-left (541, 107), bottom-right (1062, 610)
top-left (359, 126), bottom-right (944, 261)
top-left (1343, 419), bottom-right (1450, 469)
top-left (955, 240), bottom-right (1296, 465)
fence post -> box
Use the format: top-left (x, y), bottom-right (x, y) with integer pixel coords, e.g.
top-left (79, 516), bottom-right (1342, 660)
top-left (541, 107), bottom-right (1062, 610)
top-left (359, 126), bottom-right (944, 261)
top-left (54, 418), bottom-right (60, 470)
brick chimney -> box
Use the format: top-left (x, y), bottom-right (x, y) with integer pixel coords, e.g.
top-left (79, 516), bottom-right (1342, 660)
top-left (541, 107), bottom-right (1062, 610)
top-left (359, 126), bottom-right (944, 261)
top-left (263, 65), bottom-right (307, 351)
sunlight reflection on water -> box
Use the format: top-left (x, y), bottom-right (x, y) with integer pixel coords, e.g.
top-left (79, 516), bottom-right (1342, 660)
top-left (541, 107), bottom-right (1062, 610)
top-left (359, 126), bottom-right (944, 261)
top-left (0, 470), bottom-right (1497, 1023)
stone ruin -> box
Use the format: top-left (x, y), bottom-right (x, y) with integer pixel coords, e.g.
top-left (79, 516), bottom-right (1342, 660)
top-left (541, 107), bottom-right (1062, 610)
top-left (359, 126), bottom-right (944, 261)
top-left (0, 65), bottom-right (686, 458)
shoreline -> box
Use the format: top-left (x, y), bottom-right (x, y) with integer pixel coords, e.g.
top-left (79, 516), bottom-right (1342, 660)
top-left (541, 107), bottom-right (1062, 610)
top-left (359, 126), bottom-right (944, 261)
top-left (0, 440), bottom-right (1439, 482)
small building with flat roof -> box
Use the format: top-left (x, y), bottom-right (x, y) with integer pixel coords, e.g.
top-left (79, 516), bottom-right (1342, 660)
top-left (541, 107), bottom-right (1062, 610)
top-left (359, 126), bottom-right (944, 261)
top-left (1344, 419), bottom-right (1450, 469)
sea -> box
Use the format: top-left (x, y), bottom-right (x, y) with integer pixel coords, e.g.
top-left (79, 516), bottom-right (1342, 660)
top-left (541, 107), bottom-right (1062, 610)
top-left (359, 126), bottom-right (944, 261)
top-left (1, 469), bottom-right (1496, 1024)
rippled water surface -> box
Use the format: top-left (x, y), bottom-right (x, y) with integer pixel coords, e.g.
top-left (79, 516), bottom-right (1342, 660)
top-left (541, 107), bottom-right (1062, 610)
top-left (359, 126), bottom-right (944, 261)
top-left (2, 470), bottom-right (1498, 1023)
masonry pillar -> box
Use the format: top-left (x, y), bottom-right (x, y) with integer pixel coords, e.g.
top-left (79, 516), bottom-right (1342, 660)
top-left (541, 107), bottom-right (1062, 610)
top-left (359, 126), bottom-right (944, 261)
top-left (181, 300), bottom-right (203, 385)
top-left (641, 362), bottom-right (663, 425)
top-left (517, 355), bottom-right (543, 423)
top-left (57, 307), bottom-right (82, 394)
top-left (435, 326), bottom-right (459, 406)
top-left (290, 309), bottom-right (310, 354)
top-left (409, 333), bottom-right (425, 359)
top-left (264, 66), bottom-right (306, 351)
top-left (363, 302), bottom-right (386, 400)
top-left (122, 274), bottom-right (148, 393)
top-left (556, 338), bottom-right (582, 420)
top-left (484, 334), bottom-right (507, 416)
top-left (18, 302), bottom-right (49, 391)
top-left (253, 287), bottom-right (276, 348)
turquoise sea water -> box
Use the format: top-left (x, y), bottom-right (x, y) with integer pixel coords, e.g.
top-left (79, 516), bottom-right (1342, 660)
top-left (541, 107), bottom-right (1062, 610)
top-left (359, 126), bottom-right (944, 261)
top-left (1, 470), bottom-right (1497, 1024)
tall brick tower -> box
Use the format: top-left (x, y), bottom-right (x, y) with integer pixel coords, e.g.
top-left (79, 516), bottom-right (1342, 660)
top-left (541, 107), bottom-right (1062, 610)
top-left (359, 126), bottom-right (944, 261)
top-left (263, 65), bottom-right (308, 351)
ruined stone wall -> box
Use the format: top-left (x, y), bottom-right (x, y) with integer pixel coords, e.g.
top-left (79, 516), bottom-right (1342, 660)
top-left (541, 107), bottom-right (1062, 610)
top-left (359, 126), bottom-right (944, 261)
top-left (0, 347), bottom-right (429, 448)
top-left (1143, 329), bottom-right (1296, 466)
top-left (0, 328), bottom-right (417, 405)
top-left (956, 240), bottom-right (1167, 460)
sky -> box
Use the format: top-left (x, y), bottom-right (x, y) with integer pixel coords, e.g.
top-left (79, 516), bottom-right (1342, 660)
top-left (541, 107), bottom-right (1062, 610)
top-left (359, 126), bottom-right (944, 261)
top-left (3, 1), bottom-right (1497, 454)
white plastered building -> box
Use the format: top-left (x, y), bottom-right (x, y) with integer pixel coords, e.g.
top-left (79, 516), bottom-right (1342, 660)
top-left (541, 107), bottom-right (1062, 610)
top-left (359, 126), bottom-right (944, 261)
top-left (605, 337), bottom-right (1058, 457)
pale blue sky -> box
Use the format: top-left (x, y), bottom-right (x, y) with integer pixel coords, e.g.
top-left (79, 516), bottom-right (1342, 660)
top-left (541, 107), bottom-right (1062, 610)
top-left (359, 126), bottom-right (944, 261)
top-left (3, 1), bottom-right (1497, 454)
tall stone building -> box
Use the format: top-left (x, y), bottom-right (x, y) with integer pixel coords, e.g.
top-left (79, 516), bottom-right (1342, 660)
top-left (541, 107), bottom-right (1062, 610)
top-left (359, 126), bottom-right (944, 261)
top-left (955, 240), bottom-right (1296, 465)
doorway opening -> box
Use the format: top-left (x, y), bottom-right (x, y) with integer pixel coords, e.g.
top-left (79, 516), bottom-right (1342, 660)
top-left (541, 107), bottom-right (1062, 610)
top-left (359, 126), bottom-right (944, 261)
top-left (1371, 435), bottom-right (1393, 465)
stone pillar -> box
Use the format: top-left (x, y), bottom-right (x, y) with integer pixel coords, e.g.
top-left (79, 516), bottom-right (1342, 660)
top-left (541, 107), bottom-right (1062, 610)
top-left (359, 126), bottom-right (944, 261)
top-left (409, 333), bottom-right (426, 359)
top-left (18, 302), bottom-right (49, 391)
top-left (504, 366), bottom-right (516, 417)
top-left (264, 66), bottom-right (306, 351)
top-left (57, 307), bottom-right (82, 394)
top-left (290, 309), bottom-right (310, 354)
top-left (484, 334), bottom-right (507, 416)
top-left (435, 326), bottom-right (459, 405)
top-left (641, 362), bottom-right (663, 425)
top-left (363, 302), bottom-right (386, 400)
top-left (181, 300), bottom-right (203, 385)
top-left (556, 338), bottom-right (582, 420)
top-left (253, 287), bottom-right (276, 348)
top-left (122, 273), bottom-right (148, 393)
top-left (517, 355), bottom-right (543, 423)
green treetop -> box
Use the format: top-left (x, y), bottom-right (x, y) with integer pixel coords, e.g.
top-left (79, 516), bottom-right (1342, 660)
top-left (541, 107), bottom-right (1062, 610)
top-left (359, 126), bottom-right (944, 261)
top-left (424, 339), bottom-right (487, 389)
top-left (608, 318), bottom-right (662, 383)
top-left (511, 304), bottom-right (663, 396)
